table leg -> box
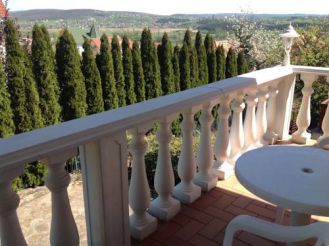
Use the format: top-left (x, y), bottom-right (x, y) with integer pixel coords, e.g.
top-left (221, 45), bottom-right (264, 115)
top-left (287, 211), bottom-right (311, 246)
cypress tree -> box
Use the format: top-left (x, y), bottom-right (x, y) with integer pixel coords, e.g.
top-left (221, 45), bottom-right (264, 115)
top-left (111, 35), bottom-right (126, 106)
top-left (172, 46), bottom-right (180, 92)
top-left (96, 34), bottom-right (118, 110)
top-left (184, 29), bottom-right (199, 87)
top-left (5, 19), bottom-right (33, 133)
top-left (56, 28), bottom-right (87, 121)
top-left (237, 50), bottom-right (249, 75)
top-left (31, 24), bottom-right (61, 126)
top-left (225, 48), bottom-right (238, 78)
top-left (216, 45), bottom-right (226, 80)
top-left (179, 42), bottom-right (191, 91)
top-left (81, 38), bottom-right (104, 115)
top-left (158, 32), bottom-right (174, 95)
top-left (0, 61), bottom-right (14, 137)
top-left (204, 34), bottom-right (217, 83)
top-left (195, 31), bottom-right (208, 85)
top-left (122, 35), bottom-right (136, 104)
top-left (140, 28), bottom-right (162, 99)
top-left (132, 42), bottom-right (146, 102)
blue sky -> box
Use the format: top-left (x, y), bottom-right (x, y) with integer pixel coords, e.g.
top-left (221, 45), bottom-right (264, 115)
top-left (8, 0), bottom-right (329, 15)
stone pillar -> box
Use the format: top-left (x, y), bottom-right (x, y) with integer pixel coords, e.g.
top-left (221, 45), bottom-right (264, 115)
top-left (45, 149), bottom-right (79, 246)
top-left (292, 74), bottom-right (315, 144)
top-left (263, 84), bottom-right (278, 145)
top-left (149, 116), bottom-right (180, 221)
top-left (213, 96), bottom-right (233, 180)
top-left (194, 102), bottom-right (217, 191)
top-left (318, 77), bottom-right (329, 147)
top-left (243, 91), bottom-right (258, 151)
top-left (173, 108), bottom-right (201, 204)
top-left (256, 88), bottom-right (268, 146)
top-left (129, 127), bottom-right (157, 240)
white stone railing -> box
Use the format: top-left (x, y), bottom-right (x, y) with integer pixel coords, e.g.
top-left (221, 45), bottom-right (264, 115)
top-left (0, 65), bottom-right (328, 245)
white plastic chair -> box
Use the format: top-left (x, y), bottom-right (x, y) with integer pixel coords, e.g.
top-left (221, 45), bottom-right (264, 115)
top-left (223, 215), bottom-right (329, 246)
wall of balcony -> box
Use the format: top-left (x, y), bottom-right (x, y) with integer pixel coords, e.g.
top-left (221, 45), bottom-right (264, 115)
top-left (0, 65), bottom-right (328, 245)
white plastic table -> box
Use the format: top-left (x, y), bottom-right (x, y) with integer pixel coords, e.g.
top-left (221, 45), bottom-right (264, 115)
top-left (235, 146), bottom-right (329, 246)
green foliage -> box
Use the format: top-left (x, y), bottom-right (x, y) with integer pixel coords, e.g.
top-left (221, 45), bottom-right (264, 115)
top-left (122, 35), bottom-right (137, 104)
top-left (81, 39), bottom-right (104, 114)
top-left (96, 34), bottom-right (118, 110)
top-left (31, 24), bottom-right (61, 125)
top-left (56, 28), bottom-right (87, 121)
top-left (179, 42), bottom-right (191, 90)
top-left (216, 45), bottom-right (226, 80)
top-left (132, 42), bottom-right (146, 102)
top-left (172, 46), bottom-right (181, 92)
top-left (195, 31), bottom-right (208, 85)
top-left (204, 33), bottom-right (217, 83)
top-left (158, 32), bottom-right (174, 95)
top-left (0, 61), bottom-right (14, 138)
top-left (5, 19), bottom-right (32, 133)
top-left (237, 50), bottom-right (249, 75)
top-left (111, 35), bottom-right (126, 107)
top-left (225, 48), bottom-right (238, 78)
top-left (140, 28), bottom-right (162, 99)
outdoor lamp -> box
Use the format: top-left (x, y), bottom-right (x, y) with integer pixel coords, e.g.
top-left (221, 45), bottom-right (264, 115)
top-left (280, 23), bottom-right (300, 66)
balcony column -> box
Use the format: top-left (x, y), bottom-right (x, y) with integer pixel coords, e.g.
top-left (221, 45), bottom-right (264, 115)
top-left (318, 76), bottom-right (329, 147)
top-left (263, 84), bottom-right (279, 145)
top-left (194, 102), bottom-right (217, 191)
top-left (45, 149), bottom-right (79, 246)
top-left (256, 88), bottom-right (268, 146)
top-left (229, 92), bottom-right (245, 163)
top-left (0, 166), bottom-right (27, 246)
top-left (243, 90), bottom-right (258, 151)
top-left (129, 126), bottom-right (157, 240)
top-left (213, 96), bottom-right (233, 180)
top-left (149, 115), bottom-right (181, 221)
top-left (173, 108), bottom-right (201, 204)
top-left (292, 74), bottom-right (315, 144)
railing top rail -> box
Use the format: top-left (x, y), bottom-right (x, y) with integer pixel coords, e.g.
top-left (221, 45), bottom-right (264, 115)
top-left (0, 66), bottom-right (293, 168)
top-left (292, 65), bottom-right (329, 76)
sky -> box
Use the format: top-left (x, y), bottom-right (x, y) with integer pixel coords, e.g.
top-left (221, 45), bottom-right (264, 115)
top-left (8, 0), bottom-right (329, 15)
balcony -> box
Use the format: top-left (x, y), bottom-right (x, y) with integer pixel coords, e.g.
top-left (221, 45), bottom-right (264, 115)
top-left (1, 63), bottom-right (329, 245)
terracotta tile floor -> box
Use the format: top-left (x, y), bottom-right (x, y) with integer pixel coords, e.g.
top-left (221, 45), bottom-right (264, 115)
top-left (132, 174), bottom-right (324, 246)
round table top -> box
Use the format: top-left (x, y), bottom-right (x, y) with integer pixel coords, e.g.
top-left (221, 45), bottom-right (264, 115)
top-left (236, 146), bottom-right (329, 216)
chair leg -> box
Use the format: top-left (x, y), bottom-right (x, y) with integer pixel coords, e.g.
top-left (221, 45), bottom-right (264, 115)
top-left (275, 206), bottom-right (285, 224)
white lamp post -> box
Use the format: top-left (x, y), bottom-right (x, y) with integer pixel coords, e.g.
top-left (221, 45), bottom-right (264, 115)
top-left (280, 23), bottom-right (300, 66)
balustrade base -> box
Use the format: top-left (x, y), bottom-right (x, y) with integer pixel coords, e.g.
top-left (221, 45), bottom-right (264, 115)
top-left (129, 213), bottom-right (157, 240)
top-left (149, 197), bottom-right (181, 221)
top-left (213, 161), bottom-right (234, 180)
top-left (173, 182), bottom-right (201, 204)
top-left (263, 131), bottom-right (279, 145)
top-left (193, 172), bottom-right (217, 191)
top-left (292, 131), bottom-right (311, 144)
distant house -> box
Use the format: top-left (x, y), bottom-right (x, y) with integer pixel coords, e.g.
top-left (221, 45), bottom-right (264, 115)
top-left (0, 0), bottom-right (8, 58)
top-left (82, 24), bottom-right (133, 54)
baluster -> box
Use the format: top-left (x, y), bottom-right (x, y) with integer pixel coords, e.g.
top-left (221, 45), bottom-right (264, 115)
top-left (256, 88), bottom-right (268, 146)
top-left (229, 92), bottom-right (245, 163)
top-left (0, 166), bottom-right (27, 246)
top-left (292, 74), bottom-right (315, 144)
top-left (150, 116), bottom-right (180, 221)
top-left (129, 126), bottom-right (157, 240)
top-left (318, 76), bottom-right (329, 147)
top-left (173, 108), bottom-right (201, 204)
top-left (213, 96), bottom-right (233, 180)
top-left (194, 102), bottom-right (217, 190)
top-left (263, 84), bottom-right (279, 145)
top-left (243, 90), bottom-right (258, 151)
top-left (45, 149), bottom-right (79, 246)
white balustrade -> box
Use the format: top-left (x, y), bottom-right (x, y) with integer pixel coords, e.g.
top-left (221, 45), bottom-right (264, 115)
top-left (292, 74), bottom-right (315, 144)
top-left (194, 102), bottom-right (217, 191)
top-left (173, 108), bottom-right (201, 204)
top-left (149, 115), bottom-right (181, 221)
top-left (318, 76), bottom-right (329, 147)
top-left (243, 90), bottom-right (258, 151)
top-left (256, 88), bottom-right (268, 146)
top-left (213, 96), bottom-right (233, 180)
top-left (45, 149), bottom-right (79, 246)
top-left (229, 92), bottom-right (245, 163)
top-left (263, 84), bottom-right (279, 145)
top-left (129, 126), bottom-right (157, 240)
top-left (0, 166), bottom-right (27, 246)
